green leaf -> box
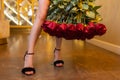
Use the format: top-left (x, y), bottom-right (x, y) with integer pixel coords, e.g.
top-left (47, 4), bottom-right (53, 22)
top-left (94, 6), bottom-right (101, 10)
top-left (86, 11), bottom-right (95, 18)
top-left (82, 4), bottom-right (89, 10)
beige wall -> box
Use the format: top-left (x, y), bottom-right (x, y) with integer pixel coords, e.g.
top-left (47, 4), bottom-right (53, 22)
top-left (95, 0), bottom-right (120, 46)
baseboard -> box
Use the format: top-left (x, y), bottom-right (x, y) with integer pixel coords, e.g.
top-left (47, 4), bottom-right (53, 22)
top-left (86, 39), bottom-right (120, 55)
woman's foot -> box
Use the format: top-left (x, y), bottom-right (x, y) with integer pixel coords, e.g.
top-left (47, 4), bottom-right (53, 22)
top-left (53, 48), bottom-right (64, 67)
top-left (21, 51), bottom-right (35, 76)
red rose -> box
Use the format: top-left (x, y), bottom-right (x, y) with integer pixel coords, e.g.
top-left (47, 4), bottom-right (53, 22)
top-left (95, 23), bottom-right (107, 36)
top-left (54, 23), bottom-right (67, 38)
top-left (42, 21), bottom-right (58, 36)
top-left (42, 21), bottom-right (51, 34)
top-left (85, 22), bottom-right (96, 39)
top-left (64, 24), bottom-right (76, 40)
top-left (47, 21), bottom-right (57, 31)
top-left (76, 23), bottom-right (86, 40)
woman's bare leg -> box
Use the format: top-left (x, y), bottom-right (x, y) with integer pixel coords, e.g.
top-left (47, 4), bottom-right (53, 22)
top-left (54, 37), bottom-right (63, 66)
top-left (23, 0), bottom-right (50, 75)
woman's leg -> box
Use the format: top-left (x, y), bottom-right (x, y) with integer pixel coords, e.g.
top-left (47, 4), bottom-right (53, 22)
top-left (23, 0), bottom-right (50, 75)
top-left (54, 37), bottom-right (64, 67)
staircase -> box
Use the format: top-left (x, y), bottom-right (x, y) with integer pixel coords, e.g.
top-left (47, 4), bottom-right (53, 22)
top-left (3, 0), bottom-right (38, 26)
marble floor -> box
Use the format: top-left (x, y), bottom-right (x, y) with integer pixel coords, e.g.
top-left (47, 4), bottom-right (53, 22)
top-left (0, 29), bottom-right (120, 80)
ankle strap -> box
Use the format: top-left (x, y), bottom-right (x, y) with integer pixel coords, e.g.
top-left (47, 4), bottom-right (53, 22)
top-left (26, 51), bottom-right (34, 55)
top-left (54, 48), bottom-right (61, 51)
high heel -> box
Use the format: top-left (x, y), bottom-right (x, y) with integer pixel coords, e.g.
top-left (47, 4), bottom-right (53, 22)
top-left (21, 51), bottom-right (36, 76)
top-left (53, 48), bottom-right (64, 67)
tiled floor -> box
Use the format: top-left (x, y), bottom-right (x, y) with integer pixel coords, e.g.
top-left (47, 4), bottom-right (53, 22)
top-left (0, 29), bottom-right (120, 80)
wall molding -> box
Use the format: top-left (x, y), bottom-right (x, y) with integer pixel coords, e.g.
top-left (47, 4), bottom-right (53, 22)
top-left (86, 39), bottom-right (120, 55)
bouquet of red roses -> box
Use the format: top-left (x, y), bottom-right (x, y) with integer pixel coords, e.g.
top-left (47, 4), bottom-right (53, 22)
top-left (42, 0), bottom-right (107, 40)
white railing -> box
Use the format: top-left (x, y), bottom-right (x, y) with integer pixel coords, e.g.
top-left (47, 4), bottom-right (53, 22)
top-left (4, 0), bottom-right (33, 26)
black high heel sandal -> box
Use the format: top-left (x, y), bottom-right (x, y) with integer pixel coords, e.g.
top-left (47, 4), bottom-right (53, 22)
top-left (53, 48), bottom-right (64, 67)
top-left (21, 51), bottom-right (36, 76)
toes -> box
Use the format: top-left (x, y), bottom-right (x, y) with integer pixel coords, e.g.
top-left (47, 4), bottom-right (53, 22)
top-left (22, 67), bottom-right (36, 75)
top-left (56, 64), bottom-right (60, 67)
top-left (25, 71), bottom-right (34, 75)
top-left (54, 60), bottom-right (64, 67)
top-left (59, 63), bottom-right (63, 66)
top-left (56, 63), bottom-right (63, 67)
